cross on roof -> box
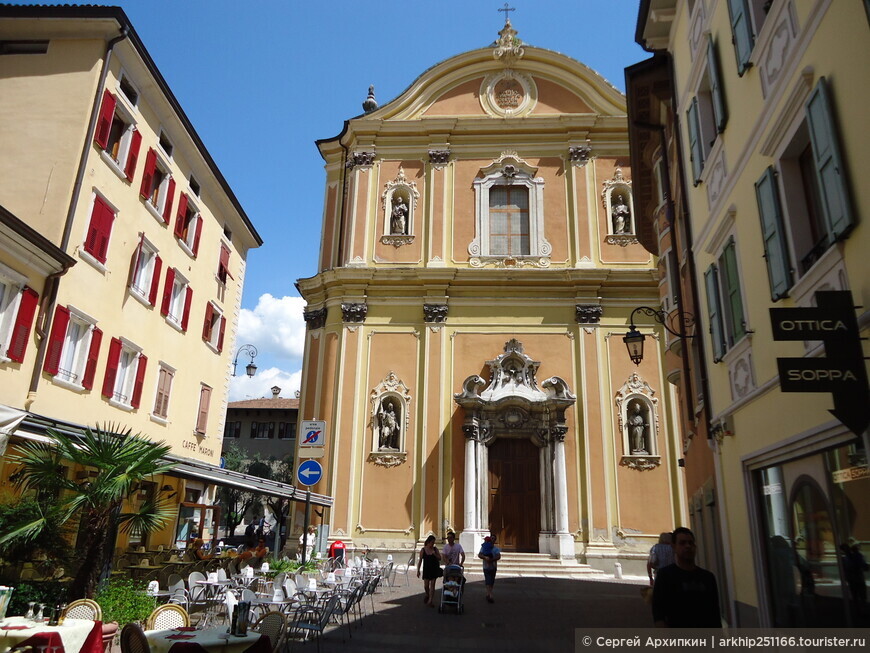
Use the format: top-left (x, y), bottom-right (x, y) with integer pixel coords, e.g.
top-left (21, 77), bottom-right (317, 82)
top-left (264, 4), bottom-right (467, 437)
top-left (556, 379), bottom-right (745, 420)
top-left (498, 3), bottom-right (515, 24)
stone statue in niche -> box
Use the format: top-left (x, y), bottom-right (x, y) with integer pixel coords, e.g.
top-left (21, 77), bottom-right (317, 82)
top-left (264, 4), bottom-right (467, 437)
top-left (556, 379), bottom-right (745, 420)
top-left (390, 196), bottom-right (408, 235)
top-left (611, 193), bottom-right (631, 234)
top-left (377, 398), bottom-right (401, 450)
top-left (628, 401), bottom-right (649, 454)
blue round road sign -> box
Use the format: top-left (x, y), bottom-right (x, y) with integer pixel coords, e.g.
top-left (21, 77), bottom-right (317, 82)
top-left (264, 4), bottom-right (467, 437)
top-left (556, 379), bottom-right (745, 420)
top-left (297, 459), bottom-right (323, 487)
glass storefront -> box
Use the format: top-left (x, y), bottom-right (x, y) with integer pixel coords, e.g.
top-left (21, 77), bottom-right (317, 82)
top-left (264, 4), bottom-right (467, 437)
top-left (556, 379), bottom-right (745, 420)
top-left (757, 439), bottom-right (869, 627)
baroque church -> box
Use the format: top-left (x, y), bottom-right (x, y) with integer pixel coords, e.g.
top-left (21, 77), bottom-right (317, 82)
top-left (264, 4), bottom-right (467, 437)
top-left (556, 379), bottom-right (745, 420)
top-left (295, 19), bottom-right (686, 572)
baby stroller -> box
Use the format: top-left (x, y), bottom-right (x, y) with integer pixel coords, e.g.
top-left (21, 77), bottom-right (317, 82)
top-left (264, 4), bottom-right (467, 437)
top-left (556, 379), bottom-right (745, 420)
top-left (439, 564), bottom-right (465, 614)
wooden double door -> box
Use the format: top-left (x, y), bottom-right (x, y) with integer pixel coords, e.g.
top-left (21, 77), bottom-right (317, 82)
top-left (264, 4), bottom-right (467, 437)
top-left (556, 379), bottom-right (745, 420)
top-left (488, 437), bottom-right (541, 552)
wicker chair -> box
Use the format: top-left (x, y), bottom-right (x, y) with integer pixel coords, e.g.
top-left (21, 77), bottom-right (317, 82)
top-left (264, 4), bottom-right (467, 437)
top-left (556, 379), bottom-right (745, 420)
top-left (119, 624), bottom-right (149, 653)
top-left (63, 599), bottom-right (102, 621)
top-left (251, 611), bottom-right (286, 653)
top-left (145, 603), bottom-right (190, 631)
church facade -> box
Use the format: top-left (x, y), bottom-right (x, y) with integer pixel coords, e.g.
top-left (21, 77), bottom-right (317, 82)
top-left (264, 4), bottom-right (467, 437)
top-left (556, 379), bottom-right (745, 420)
top-left (295, 21), bottom-right (687, 570)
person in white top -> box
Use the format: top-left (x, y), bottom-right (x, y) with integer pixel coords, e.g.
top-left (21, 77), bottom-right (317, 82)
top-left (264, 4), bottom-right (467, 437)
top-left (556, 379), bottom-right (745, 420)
top-left (441, 531), bottom-right (465, 566)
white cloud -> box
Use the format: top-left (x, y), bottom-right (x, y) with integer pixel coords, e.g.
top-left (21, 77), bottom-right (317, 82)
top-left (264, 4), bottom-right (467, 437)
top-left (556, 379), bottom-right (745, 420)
top-left (228, 366), bottom-right (302, 402)
top-left (236, 294), bottom-right (307, 364)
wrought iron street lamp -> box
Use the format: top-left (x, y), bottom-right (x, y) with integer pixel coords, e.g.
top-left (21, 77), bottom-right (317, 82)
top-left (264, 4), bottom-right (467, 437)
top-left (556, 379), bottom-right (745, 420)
top-left (623, 307), bottom-right (695, 365)
top-left (233, 344), bottom-right (258, 377)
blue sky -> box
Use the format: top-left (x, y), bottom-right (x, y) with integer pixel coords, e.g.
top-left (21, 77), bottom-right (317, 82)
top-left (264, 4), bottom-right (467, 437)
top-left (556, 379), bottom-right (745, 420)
top-left (22, 1), bottom-right (650, 399)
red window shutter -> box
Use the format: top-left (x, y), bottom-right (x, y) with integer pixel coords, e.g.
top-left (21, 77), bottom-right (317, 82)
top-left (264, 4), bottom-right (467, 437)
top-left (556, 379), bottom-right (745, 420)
top-left (181, 286), bottom-right (193, 331)
top-left (160, 267), bottom-right (175, 316)
top-left (102, 337), bottom-right (122, 398)
top-left (82, 327), bottom-right (102, 390)
top-left (85, 196), bottom-right (114, 264)
top-left (218, 244), bottom-right (232, 282)
top-left (217, 315), bottom-right (226, 352)
top-left (149, 256), bottom-right (162, 306)
top-left (139, 148), bottom-right (157, 199)
top-left (202, 302), bottom-right (214, 340)
top-left (174, 193), bottom-right (188, 239)
top-left (162, 177), bottom-right (176, 223)
top-left (196, 386), bottom-right (212, 434)
top-left (131, 354), bottom-right (147, 408)
top-left (94, 90), bottom-right (116, 149)
top-left (43, 305), bottom-right (70, 375)
top-left (192, 216), bottom-right (203, 256)
top-left (125, 128), bottom-right (142, 181)
top-left (7, 286), bottom-right (39, 363)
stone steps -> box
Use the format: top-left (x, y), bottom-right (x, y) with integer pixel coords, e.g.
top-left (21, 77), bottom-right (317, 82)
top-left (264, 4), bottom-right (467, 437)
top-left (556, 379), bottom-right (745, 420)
top-left (459, 552), bottom-right (609, 579)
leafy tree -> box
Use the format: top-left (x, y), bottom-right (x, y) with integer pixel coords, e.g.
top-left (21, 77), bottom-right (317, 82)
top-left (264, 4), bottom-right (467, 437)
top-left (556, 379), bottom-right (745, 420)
top-left (0, 424), bottom-right (176, 599)
top-left (215, 442), bottom-right (258, 536)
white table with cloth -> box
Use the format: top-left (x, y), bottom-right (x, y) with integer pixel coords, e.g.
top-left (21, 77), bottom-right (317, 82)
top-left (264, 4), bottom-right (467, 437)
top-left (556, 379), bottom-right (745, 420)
top-left (144, 627), bottom-right (270, 653)
top-left (0, 617), bottom-right (103, 653)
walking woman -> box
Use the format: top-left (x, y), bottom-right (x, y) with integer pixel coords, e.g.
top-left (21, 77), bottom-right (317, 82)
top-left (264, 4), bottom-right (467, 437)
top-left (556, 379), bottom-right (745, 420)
top-left (416, 534), bottom-right (443, 606)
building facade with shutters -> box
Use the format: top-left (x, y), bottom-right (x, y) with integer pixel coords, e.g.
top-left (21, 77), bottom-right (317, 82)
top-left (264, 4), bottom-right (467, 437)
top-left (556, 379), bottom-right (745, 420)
top-left (295, 19), bottom-right (688, 573)
top-left (0, 6), bottom-right (263, 550)
top-left (631, 0), bottom-right (869, 628)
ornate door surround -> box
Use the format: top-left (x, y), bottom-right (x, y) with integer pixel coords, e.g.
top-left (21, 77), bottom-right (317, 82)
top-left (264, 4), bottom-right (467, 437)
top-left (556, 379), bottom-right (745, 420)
top-left (454, 339), bottom-right (576, 558)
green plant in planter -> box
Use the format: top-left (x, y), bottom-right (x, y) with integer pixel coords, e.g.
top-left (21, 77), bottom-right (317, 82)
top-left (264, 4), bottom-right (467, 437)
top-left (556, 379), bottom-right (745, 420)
top-left (94, 577), bottom-right (154, 626)
top-left (261, 557), bottom-right (296, 576)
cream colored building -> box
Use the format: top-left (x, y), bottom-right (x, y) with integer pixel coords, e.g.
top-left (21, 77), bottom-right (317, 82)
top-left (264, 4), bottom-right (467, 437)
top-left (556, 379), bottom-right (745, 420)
top-left (296, 20), bottom-right (688, 573)
top-left (0, 6), bottom-right (270, 550)
top-left (633, 0), bottom-right (869, 627)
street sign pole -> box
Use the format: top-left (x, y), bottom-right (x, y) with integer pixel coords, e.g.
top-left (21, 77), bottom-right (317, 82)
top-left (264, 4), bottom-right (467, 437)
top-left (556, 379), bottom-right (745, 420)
top-left (301, 489), bottom-right (311, 566)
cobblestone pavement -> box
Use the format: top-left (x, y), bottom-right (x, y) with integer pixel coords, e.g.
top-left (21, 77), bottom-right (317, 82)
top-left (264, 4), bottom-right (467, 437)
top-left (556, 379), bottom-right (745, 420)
top-left (289, 573), bottom-right (650, 653)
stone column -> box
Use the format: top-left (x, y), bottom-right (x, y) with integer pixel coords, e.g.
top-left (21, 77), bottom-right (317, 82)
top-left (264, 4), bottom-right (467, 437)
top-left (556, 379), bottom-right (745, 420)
top-left (552, 426), bottom-right (574, 558)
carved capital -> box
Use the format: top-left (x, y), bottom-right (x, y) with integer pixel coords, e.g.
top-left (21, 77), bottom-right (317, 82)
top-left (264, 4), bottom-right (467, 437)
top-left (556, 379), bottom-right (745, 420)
top-left (428, 149), bottom-right (450, 166)
top-left (568, 142), bottom-right (592, 165)
top-left (341, 302), bottom-right (368, 323)
top-left (346, 151), bottom-right (375, 169)
top-left (423, 304), bottom-right (448, 323)
top-left (574, 304), bottom-right (603, 324)
top-left (303, 307), bottom-right (327, 330)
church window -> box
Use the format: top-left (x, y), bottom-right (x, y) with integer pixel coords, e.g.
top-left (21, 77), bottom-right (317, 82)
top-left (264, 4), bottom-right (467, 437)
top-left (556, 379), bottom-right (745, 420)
top-left (469, 153), bottom-right (550, 265)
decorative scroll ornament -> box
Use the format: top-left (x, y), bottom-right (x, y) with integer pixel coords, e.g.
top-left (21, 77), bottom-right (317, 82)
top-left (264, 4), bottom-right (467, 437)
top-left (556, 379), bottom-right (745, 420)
top-left (380, 234), bottom-right (415, 248)
top-left (346, 150), bottom-right (375, 169)
top-left (341, 302), bottom-right (368, 323)
top-left (620, 456), bottom-right (660, 471)
top-left (492, 19), bottom-right (524, 65)
top-left (367, 452), bottom-right (407, 468)
top-left (480, 71), bottom-right (537, 118)
top-left (303, 307), bottom-right (327, 330)
top-left (575, 305), bottom-right (603, 324)
top-left (568, 142), bottom-right (593, 166)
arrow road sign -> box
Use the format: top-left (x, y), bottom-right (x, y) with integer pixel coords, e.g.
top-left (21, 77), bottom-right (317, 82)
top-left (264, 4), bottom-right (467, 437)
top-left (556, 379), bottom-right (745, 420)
top-left (296, 459), bottom-right (323, 487)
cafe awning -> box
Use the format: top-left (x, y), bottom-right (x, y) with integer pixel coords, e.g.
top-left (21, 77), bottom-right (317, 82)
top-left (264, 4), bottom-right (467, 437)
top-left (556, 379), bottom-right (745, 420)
top-left (5, 410), bottom-right (332, 507)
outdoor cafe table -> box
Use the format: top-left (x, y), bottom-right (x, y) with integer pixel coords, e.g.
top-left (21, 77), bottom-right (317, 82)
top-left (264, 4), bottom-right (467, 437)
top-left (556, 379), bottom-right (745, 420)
top-left (145, 626), bottom-right (270, 653)
top-left (0, 617), bottom-right (103, 653)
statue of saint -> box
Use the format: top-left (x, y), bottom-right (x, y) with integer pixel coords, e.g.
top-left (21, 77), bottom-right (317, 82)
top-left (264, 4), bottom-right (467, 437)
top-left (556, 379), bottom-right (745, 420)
top-left (378, 399), bottom-right (400, 450)
top-left (390, 196), bottom-right (408, 235)
top-left (612, 194), bottom-right (631, 234)
top-left (628, 402), bottom-right (649, 454)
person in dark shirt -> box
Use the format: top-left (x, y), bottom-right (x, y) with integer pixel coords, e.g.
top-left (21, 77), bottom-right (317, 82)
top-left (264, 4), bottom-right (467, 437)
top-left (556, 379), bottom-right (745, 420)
top-left (652, 527), bottom-right (721, 628)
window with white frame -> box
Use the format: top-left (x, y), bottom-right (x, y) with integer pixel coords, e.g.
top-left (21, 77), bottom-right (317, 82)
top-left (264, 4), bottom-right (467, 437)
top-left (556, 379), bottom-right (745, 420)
top-left (94, 89), bottom-right (141, 182)
top-left (160, 267), bottom-right (192, 331)
top-left (705, 237), bottom-right (747, 362)
top-left (202, 302), bottom-right (225, 352)
top-left (469, 153), bottom-right (550, 265)
top-left (0, 263), bottom-right (38, 363)
top-left (128, 236), bottom-right (161, 306)
top-left (152, 363), bottom-right (175, 420)
top-left (43, 305), bottom-right (102, 390)
top-left (139, 148), bottom-right (175, 223)
top-left (103, 336), bottom-right (147, 409)
top-left (174, 193), bottom-right (203, 257)
top-left (82, 193), bottom-right (117, 266)
top-left (755, 78), bottom-right (855, 301)
top-left (686, 35), bottom-right (728, 184)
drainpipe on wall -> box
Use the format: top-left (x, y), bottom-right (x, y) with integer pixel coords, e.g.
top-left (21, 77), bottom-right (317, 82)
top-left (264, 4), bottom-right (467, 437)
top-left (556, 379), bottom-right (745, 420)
top-left (26, 26), bottom-right (129, 403)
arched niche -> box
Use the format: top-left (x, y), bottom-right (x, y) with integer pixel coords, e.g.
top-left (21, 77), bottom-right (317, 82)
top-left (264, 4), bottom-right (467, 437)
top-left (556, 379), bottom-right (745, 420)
top-left (381, 167), bottom-right (419, 248)
top-left (615, 373), bottom-right (661, 470)
top-left (601, 167), bottom-right (638, 246)
top-left (368, 372), bottom-right (411, 467)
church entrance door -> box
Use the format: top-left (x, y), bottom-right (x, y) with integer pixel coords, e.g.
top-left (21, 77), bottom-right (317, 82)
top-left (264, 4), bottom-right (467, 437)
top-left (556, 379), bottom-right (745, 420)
top-left (488, 437), bottom-right (540, 552)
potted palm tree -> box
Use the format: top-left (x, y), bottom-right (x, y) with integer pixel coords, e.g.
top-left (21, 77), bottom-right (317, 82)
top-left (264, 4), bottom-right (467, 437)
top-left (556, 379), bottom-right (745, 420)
top-left (0, 424), bottom-right (177, 599)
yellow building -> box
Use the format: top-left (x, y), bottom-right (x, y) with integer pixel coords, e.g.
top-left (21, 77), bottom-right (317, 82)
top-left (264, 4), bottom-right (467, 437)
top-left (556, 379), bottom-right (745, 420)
top-left (0, 6), bottom-right (275, 551)
top-left (632, 0), bottom-right (869, 627)
top-left (295, 19), bottom-right (688, 573)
